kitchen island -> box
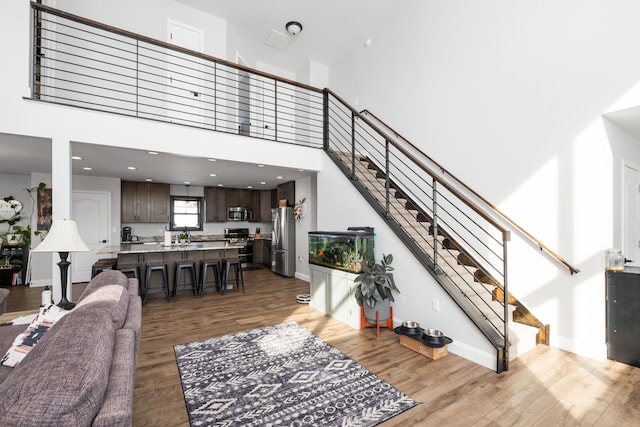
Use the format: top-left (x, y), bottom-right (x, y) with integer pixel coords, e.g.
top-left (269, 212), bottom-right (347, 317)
top-left (98, 242), bottom-right (243, 297)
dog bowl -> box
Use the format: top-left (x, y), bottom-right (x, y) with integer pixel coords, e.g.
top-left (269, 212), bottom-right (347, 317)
top-left (402, 321), bottom-right (420, 329)
top-left (395, 320), bottom-right (423, 337)
top-left (424, 329), bottom-right (443, 338)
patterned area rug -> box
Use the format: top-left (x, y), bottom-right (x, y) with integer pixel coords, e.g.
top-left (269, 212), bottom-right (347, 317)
top-left (174, 321), bottom-right (417, 426)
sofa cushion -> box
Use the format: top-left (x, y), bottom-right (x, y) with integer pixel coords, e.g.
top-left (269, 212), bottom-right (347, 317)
top-left (0, 307), bottom-right (115, 427)
top-left (92, 328), bottom-right (136, 427)
top-left (76, 284), bottom-right (129, 330)
top-left (78, 269), bottom-right (129, 303)
top-left (0, 304), bottom-right (69, 368)
top-left (122, 295), bottom-right (142, 360)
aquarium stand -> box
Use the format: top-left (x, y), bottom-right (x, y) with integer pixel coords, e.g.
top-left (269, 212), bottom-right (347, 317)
top-left (360, 306), bottom-right (394, 338)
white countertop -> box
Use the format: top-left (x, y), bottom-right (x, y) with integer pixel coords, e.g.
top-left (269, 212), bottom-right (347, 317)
top-left (98, 241), bottom-right (244, 256)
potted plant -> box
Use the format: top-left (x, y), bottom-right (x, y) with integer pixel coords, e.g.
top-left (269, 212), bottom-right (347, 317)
top-left (178, 231), bottom-right (188, 245)
top-left (354, 253), bottom-right (400, 323)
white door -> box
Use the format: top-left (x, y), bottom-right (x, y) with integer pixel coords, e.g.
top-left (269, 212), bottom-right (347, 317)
top-left (72, 191), bottom-right (111, 282)
top-left (623, 161), bottom-right (640, 266)
top-left (167, 20), bottom-right (203, 126)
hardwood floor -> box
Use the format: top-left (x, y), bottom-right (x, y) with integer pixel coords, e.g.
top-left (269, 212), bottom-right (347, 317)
top-left (4, 269), bottom-right (640, 426)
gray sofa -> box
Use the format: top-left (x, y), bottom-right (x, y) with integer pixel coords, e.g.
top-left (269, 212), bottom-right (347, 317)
top-left (0, 270), bottom-right (141, 426)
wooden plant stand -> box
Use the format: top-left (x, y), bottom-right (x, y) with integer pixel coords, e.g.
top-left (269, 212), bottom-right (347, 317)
top-left (360, 306), bottom-right (394, 338)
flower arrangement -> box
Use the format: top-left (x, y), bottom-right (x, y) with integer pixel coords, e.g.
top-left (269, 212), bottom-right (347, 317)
top-left (293, 197), bottom-right (306, 220)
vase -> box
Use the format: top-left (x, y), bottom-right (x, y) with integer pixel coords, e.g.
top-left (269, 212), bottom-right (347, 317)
top-left (363, 298), bottom-right (391, 324)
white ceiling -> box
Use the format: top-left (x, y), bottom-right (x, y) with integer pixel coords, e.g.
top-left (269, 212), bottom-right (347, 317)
top-left (175, 0), bottom-right (400, 71)
top-left (0, 1), bottom-right (399, 188)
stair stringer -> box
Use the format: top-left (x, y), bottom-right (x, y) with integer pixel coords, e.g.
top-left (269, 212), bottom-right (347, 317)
top-left (358, 152), bottom-right (549, 344)
top-left (326, 148), bottom-right (509, 372)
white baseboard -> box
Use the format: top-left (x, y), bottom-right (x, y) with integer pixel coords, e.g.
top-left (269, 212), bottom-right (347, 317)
top-left (448, 341), bottom-right (497, 371)
top-left (28, 280), bottom-right (50, 288)
top-left (295, 272), bottom-right (310, 282)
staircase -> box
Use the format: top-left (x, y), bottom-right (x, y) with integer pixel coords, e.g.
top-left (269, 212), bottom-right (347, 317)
top-left (327, 149), bottom-right (548, 370)
top-left (323, 89), bottom-right (558, 372)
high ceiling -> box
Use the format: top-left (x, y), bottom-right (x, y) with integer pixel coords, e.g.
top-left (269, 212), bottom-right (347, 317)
top-left (0, 1), bottom-right (399, 188)
top-left (175, 0), bottom-right (400, 71)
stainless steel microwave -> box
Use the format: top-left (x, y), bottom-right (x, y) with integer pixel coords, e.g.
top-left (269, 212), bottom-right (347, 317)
top-left (228, 207), bottom-right (251, 221)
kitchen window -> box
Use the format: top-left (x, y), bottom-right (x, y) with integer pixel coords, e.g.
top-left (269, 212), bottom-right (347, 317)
top-left (170, 196), bottom-right (203, 231)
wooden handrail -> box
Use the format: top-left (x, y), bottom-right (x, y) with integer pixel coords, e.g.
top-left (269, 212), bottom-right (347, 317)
top-left (360, 108), bottom-right (580, 275)
top-left (325, 89), bottom-right (510, 241)
top-left (31, 2), bottom-right (323, 95)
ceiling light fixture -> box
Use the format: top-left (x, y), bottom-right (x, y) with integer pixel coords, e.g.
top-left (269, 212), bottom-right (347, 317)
top-left (71, 156), bottom-right (82, 160)
top-left (286, 21), bottom-right (303, 36)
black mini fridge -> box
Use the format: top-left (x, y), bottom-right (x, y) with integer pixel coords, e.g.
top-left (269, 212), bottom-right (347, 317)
top-left (606, 266), bottom-right (640, 367)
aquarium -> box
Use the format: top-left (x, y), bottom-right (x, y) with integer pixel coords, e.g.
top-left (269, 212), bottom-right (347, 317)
top-left (308, 230), bottom-right (374, 273)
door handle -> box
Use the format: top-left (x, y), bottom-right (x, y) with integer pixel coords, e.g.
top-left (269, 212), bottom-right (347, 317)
top-left (101, 240), bottom-right (107, 243)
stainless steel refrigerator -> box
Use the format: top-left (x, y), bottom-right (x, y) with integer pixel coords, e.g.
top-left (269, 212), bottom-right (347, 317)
top-left (272, 207), bottom-right (296, 277)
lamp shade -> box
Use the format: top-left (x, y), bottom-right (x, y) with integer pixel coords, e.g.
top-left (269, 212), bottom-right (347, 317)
top-left (32, 219), bottom-right (90, 253)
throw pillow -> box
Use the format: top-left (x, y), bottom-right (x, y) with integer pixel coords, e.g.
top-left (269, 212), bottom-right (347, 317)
top-left (0, 304), bottom-right (69, 367)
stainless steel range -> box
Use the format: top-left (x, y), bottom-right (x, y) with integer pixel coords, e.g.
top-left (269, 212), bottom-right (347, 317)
top-left (224, 228), bottom-right (254, 268)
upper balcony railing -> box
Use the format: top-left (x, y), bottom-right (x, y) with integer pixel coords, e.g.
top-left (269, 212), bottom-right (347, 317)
top-left (31, 3), bottom-right (324, 148)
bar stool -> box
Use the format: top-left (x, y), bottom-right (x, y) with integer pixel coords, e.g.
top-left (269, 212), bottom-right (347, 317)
top-left (117, 264), bottom-right (140, 284)
top-left (91, 258), bottom-right (117, 279)
top-left (144, 262), bottom-right (170, 303)
top-left (173, 261), bottom-right (198, 300)
top-left (200, 259), bottom-right (222, 296)
top-left (222, 258), bottom-right (244, 293)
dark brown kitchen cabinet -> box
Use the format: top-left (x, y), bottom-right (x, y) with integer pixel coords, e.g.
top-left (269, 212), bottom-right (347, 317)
top-left (253, 239), bottom-right (272, 267)
top-left (259, 190), bottom-right (276, 222)
top-left (226, 188), bottom-right (250, 208)
top-left (264, 240), bottom-right (272, 267)
top-left (205, 187), bottom-right (227, 222)
top-left (277, 181), bottom-right (295, 207)
top-left (121, 181), bottom-right (169, 223)
top-left (149, 183), bottom-right (170, 222)
top-left (248, 191), bottom-right (260, 222)
top-left (254, 239), bottom-right (264, 264)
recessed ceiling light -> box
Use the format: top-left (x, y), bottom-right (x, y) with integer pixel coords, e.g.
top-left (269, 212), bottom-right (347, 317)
top-left (184, 181), bottom-right (191, 185)
top-left (127, 166), bottom-right (136, 170)
top-left (71, 156), bottom-right (82, 160)
top-left (148, 151), bottom-right (158, 155)
top-left (247, 186), bottom-right (253, 189)
top-left (217, 184), bottom-right (224, 187)
top-left (83, 167), bottom-right (92, 171)
top-left (260, 181), bottom-right (266, 185)
top-left (208, 158), bottom-right (216, 162)
top-left (277, 176), bottom-right (283, 179)
top-left (258, 164), bottom-right (265, 168)
top-left (298, 169), bottom-right (305, 172)
top-left (210, 173), bottom-right (217, 177)
top-left (145, 178), bottom-right (153, 182)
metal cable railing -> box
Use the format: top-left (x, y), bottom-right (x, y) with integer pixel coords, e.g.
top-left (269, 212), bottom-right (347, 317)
top-left (360, 109), bottom-right (580, 275)
top-left (31, 3), bottom-right (324, 148)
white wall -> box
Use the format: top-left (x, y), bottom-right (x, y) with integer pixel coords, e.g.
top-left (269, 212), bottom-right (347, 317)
top-left (293, 175), bottom-right (315, 281)
top-left (605, 119), bottom-right (640, 252)
top-left (328, 0), bottom-right (640, 361)
top-left (56, 0), bottom-right (227, 60)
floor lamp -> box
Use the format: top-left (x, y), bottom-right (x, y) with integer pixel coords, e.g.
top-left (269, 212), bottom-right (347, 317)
top-left (32, 219), bottom-right (89, 310)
